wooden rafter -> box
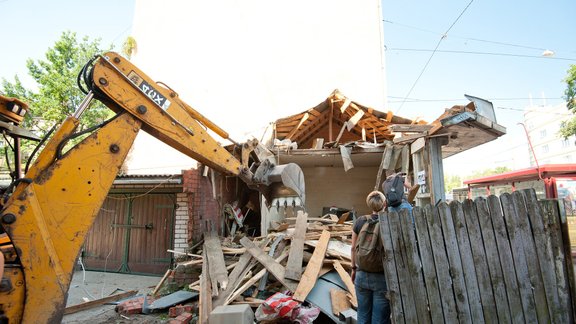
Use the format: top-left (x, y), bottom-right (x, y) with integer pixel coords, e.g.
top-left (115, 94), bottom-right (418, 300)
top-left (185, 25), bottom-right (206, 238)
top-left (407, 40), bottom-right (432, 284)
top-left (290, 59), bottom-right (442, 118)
top-left (290, 108), bottom-right (331, 143)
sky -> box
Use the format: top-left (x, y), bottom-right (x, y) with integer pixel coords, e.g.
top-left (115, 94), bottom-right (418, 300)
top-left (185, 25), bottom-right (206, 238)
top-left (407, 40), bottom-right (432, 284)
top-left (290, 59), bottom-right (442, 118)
top-left (1, 0), bottom-right (575, 177)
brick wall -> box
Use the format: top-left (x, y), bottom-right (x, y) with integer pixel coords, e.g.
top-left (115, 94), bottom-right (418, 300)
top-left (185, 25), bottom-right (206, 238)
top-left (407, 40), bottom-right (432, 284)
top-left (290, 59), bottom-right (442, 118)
top-left (182, 168), bottom-right (221, 243)
top-left (173, 192), bottom-right (189, 251)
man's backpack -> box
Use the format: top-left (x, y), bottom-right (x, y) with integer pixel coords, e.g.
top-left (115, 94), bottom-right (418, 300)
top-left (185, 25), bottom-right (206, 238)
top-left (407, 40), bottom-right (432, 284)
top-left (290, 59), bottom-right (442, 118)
top-left (382, 174), bottom-right (404, 208)
top-left (355, 215), bottom-right (384, 273)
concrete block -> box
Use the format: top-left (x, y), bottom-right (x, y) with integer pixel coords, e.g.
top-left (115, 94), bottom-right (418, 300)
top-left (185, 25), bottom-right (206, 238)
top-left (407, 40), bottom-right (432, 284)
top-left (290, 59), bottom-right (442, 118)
top-left (209, 304), bottom-right (254, 324)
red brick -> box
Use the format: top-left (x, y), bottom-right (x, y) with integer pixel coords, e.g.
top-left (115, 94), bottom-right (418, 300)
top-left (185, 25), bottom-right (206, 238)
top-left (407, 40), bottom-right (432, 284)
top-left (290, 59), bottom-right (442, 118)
top-left (170, 311), bottom-right (194, 324)
top-left (116, 297), bottom-right (144, 315)
top-left (168, 305), bottom-right (193, 318)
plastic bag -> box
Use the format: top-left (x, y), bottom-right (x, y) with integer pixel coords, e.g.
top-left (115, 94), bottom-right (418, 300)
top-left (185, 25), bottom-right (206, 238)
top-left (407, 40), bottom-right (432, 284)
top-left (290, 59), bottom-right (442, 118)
top-left (255, 292), bottom-right (320, 324)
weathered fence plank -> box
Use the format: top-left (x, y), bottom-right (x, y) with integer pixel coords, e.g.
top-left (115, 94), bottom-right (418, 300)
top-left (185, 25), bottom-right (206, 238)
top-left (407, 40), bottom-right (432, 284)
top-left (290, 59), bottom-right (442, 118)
top-left (511, 191), bottom-right (550, 323)
top-left (523, 190), bottom-right (564, 323)
top-left (437, 202), bottom-right (472, 323)
top-left (398, 208), bottom-right (430, 324)
top-left (381, 191), bottom-right (576, 324)
top-left (388, 210), bottom-right (418, 323)
top-left (428, 205), bottom-right (458, 322)
top-left (414, 206), bottom-right (444, 323)
top-left (541, 199), bottom-right (574, 322)
top-left (380, 212), bottom-right (405, 324)
top-left (473, 198), bottom-right (510, 323)
top-left (487, 195), bottom-right (525, 323)
top-left (500, 193), bottom-right (538, 323)
top-left (449, 201), bottom-right (484, 323)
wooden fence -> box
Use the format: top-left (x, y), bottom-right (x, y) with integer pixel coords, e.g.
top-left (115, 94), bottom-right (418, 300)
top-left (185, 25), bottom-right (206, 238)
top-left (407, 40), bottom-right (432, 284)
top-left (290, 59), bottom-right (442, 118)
top-left (380, 189), bottom-right (576, 323)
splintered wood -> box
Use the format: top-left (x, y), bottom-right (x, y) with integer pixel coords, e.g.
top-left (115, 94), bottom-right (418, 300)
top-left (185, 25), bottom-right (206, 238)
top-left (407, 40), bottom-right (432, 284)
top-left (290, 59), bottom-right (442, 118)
top-left (189, 210), bottom-right (357, 312)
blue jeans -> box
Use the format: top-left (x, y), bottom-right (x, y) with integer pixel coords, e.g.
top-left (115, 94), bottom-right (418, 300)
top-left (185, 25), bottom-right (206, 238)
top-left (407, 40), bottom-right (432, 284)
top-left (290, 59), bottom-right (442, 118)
top-left (354, 270), bottom-right (390, 324)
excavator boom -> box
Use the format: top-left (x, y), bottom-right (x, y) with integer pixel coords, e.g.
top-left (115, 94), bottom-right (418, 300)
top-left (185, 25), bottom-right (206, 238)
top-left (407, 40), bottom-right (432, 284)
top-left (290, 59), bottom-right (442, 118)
top-left (0, 52), bottom-right (304, 323)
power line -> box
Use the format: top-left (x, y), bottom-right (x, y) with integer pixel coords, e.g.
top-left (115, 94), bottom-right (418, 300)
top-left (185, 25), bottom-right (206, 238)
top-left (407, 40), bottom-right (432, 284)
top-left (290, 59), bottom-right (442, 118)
top-left (395, 0), bottom-right (475, 115)
top-left (383, 19), bottom-right (551, 52)
top-left (388, 96), bottom-right (563, 103)
top-left (387, 48), bottom-right (576, 61)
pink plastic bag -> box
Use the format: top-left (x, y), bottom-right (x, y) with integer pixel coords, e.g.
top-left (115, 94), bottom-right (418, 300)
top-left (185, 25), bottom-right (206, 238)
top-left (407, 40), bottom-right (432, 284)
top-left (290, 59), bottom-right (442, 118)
top-left (255, 292), bottom-right (320, 323)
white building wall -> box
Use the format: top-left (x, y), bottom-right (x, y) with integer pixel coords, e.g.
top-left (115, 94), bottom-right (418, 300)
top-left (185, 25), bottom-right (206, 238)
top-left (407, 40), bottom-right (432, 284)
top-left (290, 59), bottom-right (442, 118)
top-left (126, 0), bottom-right (387, 174)
top-left (524, 102), bottom-right (576, 165)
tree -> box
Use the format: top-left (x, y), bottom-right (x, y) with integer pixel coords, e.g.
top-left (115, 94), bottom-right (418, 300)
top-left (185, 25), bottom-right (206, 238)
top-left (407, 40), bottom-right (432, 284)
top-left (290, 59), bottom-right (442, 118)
top-left (1, 31), bottom-right (114, 136)
top-left (465, 166), bottom-right (511, 181)
top-left (559, 64), bottom-right (576, 138)
top-left (1, 31), bottom-right (119, 174)
top-left (444, 174), bottom-right (463, 193)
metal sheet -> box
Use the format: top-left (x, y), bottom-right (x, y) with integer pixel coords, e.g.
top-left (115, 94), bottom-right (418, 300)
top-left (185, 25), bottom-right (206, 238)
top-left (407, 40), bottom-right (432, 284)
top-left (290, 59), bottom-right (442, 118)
top-left (305, 270), bottom-right (347, 323)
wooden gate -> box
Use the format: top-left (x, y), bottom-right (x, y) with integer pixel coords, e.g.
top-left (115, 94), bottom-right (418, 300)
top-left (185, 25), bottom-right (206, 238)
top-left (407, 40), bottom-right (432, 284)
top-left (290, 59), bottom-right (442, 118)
top-left (82, 193), bottom-right (175, 275)
top-left (381, 189), bottom-right (576, 323)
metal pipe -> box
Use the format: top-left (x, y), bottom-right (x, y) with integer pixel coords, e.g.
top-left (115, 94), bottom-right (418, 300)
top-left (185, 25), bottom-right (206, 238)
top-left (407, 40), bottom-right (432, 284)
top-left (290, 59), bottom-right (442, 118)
top-left (73, 91), bottom-right (94, 119)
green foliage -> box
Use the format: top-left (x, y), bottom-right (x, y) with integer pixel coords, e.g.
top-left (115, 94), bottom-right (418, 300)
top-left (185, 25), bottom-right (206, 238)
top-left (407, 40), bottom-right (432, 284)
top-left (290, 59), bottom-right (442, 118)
top-left (444, 174), bottom-right (463, 193)
top-left (565, 64), bottom-right (576, 111)
top-left (2, 31), bottom-right (114, 136)
top-left (465, 166), bottom-right (512, 181)
top-left (560, 65), bottom-right (576, 138)
top-left (1, 31), bottom-right (117, 174)
top-left (122, 36), bottom-right (137, 59)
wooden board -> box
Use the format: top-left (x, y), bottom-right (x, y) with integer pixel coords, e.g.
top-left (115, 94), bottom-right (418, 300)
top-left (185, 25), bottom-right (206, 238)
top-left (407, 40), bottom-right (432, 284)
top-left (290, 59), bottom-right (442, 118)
top-left (475, 198), bottom-right (512, 323)
top-left (398, 208), bottom-right (430, 324)
top-left (199, 250), bottom-right (212, 324)
top-left (462, 199), bottom-right (499, 323)
top-left (332, 260), bottom-right (357, 308)
top-left (240, 237), bottom-right (297, 292)
top-left (437, 202), bottom-right (472, 322)
top-left (449, 201), bottom-right (484, 323)
top-left (285, 211), bottom-right (308, 280)
top-left (499, 193), bottom-right (538, 323)
top-left (427, 205), bottom-right (457, 322)
top-left (330, 289), bottom-right (351, 316)
top-left (292, 230), bottom-right (331, 302)
top-left (204, 233), bottom-right (229, 295)
top-left (540, 199), bottom-right (574, 322)
top-left (414, 206), bottom-right (443, 323)
top-left (510, 191), bottom-right (549, 323)
top-left (64, 290), bottom-right (137, 315)
top-left (380, 212), bottom-right (405, 324)
top-left (525, 190), bottom-right (566, 323)
top-left (487, 195), bottom-right (524, 323)
top-left (387, 210), bottom-right (418, 323)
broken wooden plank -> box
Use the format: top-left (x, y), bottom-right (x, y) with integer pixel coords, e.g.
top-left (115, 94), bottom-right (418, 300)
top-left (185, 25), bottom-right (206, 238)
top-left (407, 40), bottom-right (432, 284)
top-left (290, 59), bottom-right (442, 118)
top-left (333, 260), bottom-right (358, 308)
top-left (293, 230), bottom-right (331, 302)
top-left (314, 138), bottom-right (324, 149)
top-left (64, 290), bottom-right (137, 315)
top-left (393, 132), bottom-right (427, 144)
top-left (204, 233), bottom-right (229, 295)
top-left (389, 124), bottom-right (433, 133)
top-left (240, 237), bottom-right (297, 292)
top-left (152, 269), bottom-right (173, 296)
top-left (225, 250), bottom-right (289, 305)
top-left (285, 211), bottom-right (308, 280)
top-left (330, 289), bottom-right (352, 316)
top-left (401, 145), bottom-right (410, 174)
top-left (199, 250), bottom-right (212, 324)
top-left (374, 158), bottom-right (389, 192)
top-left (337, 212), bottom-right (350, 225)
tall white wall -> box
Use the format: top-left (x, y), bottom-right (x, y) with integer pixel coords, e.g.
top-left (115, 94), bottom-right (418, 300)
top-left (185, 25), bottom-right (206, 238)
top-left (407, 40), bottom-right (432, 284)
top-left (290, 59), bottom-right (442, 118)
top-left (126, 0), bottom-right (386, 174)
top-left (525, 102), bottom-right (576, 165)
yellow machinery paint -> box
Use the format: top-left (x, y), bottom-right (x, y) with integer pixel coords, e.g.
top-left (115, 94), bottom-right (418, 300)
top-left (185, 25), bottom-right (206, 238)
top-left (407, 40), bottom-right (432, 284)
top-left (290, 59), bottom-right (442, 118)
top-left (0, 52), bottom-right (305, 323)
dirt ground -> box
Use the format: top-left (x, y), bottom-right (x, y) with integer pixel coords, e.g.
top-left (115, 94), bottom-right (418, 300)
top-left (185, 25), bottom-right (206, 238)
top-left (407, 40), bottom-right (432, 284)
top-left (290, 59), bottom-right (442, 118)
top-left (62, 270), bottom-right (171, 324)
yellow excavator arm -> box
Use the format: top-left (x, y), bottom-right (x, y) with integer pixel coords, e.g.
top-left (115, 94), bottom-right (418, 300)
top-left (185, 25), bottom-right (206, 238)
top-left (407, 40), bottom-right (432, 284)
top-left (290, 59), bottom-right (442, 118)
top-left (0, 51), bottom-right (304, 323)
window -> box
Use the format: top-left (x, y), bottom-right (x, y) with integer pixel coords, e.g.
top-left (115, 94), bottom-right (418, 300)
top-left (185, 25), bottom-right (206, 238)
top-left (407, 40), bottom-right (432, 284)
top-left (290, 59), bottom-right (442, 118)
top-left (540, 129), bottom-right (547, 139)
top-left (562, 138), bottom-right (571, 148)
top-left (542, 144), bottom-right (549, 154)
